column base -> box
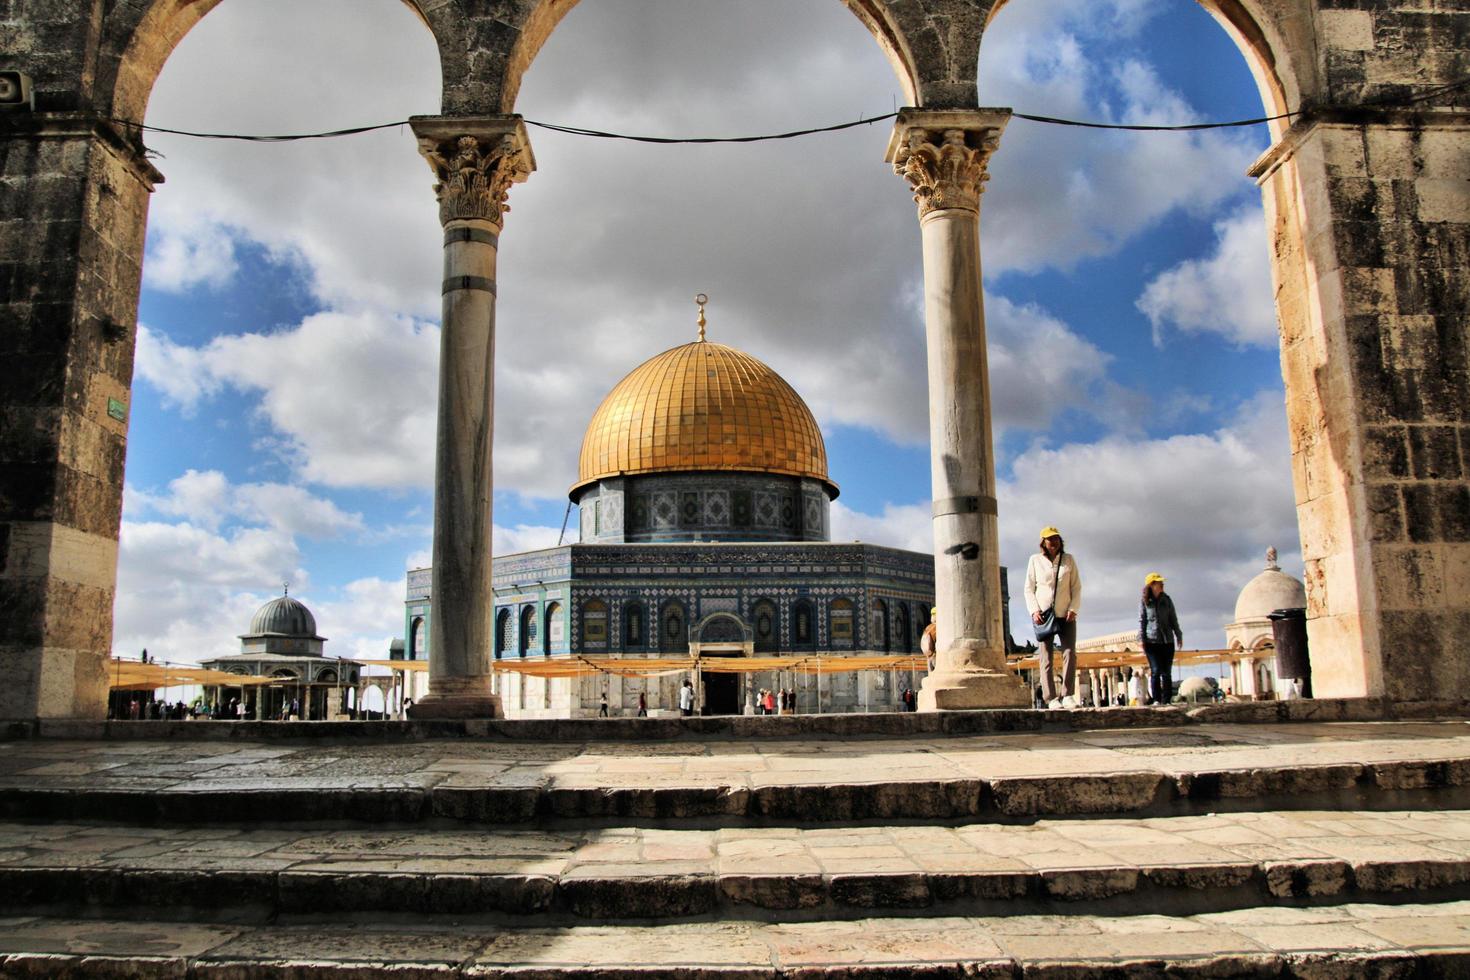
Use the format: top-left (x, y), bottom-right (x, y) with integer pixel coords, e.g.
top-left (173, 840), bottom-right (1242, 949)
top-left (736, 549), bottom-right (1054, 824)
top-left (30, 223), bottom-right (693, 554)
top-left (918, 667), bottom-right (1031, 711)
top-left (406, 676), bottom-right (501, 720)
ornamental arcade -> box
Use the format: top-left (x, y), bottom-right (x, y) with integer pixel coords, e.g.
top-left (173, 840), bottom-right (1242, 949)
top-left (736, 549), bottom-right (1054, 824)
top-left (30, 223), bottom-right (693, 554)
top-left (1, 0), bottom-right (1466, 720)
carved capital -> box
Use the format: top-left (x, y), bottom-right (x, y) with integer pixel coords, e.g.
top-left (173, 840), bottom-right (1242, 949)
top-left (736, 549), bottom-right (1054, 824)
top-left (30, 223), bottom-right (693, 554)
top-left (885, 109), bottom-right (1010, 218)
top-left (410, 115), bottom-right (536, 227)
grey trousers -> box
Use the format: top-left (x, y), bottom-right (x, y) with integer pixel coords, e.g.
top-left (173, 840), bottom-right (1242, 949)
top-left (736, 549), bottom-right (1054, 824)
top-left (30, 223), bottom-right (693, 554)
top-left (1039, 618), bottom-right (1078, 702)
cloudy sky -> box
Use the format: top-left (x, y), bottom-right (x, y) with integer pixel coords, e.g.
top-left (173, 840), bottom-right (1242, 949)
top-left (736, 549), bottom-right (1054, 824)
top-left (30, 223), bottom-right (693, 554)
top-left (119, 0), bottom-right (1299, 665)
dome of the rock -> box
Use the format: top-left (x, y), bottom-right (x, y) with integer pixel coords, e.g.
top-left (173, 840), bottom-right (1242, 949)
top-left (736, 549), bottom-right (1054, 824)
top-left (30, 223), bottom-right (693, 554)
top-left (572, 339), bottom-right (836, 499)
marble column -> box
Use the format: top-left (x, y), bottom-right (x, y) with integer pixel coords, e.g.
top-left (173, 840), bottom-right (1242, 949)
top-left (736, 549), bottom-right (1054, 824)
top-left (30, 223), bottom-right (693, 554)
top-left (887, 109), bottom-right (1030, 711)
top-left (407, 116), bottom-right (535, 720)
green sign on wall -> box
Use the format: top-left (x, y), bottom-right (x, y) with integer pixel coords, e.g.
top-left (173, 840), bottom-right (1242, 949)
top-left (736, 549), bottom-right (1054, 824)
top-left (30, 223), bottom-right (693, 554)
top-left (106, 398), bottom-right (127, 423)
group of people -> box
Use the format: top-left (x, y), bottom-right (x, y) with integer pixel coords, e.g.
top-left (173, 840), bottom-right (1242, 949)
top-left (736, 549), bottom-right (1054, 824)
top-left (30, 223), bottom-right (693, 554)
top-left (1024, 525), bottom-right (1183, 709)
top-left (111, 698), bottom-right (194, 720)
top-left (755, 688), bottom-right (794, 715)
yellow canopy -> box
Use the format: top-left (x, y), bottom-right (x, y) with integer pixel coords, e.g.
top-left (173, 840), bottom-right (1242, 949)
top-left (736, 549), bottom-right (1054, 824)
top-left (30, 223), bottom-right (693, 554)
top-left (1007, 648), bottom-right (1247, 671)
top-left (107, 660), bottom-right (275, 691)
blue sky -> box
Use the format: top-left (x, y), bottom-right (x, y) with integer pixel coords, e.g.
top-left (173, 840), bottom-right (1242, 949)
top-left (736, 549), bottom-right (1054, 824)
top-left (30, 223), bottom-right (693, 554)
top-left (118, 0), bottom-right (1300, 664)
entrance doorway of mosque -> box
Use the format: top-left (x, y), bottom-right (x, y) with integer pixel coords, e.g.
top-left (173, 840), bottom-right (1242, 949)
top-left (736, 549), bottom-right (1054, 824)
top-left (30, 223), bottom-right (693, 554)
top-left (700, 652), bottom-right (743, 716)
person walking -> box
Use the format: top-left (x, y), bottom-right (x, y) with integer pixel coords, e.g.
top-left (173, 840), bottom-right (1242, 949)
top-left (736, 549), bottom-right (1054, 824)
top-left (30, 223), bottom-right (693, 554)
top-left (637, 691), bottom-right (648, 717)
top-left (599, 691), bottom-right (609, 717)
top-left (1138, 572), bottom-right (1183, 706)
top-left (679, 678), bottom-right (695, 717)
top-left (1024, 526), bottom-right (1082, 708)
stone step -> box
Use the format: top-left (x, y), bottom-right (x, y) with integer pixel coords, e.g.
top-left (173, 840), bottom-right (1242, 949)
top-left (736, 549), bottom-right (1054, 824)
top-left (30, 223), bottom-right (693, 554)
top-left (5, 721), bottom-right (1470, 825)
top-left (10, 697), bottom-right (1468, 744)
top-left (6, 810), bottom-right (1470, 921)
top-left (3, 902), bottom-right (1470, 977)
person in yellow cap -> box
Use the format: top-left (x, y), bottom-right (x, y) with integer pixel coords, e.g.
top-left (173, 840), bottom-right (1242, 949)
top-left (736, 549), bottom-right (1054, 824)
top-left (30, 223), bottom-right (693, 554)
top-left (1138, 573), bottom-right (1184, 706)
top-left (1024, 526), bottom-right (1081, 708)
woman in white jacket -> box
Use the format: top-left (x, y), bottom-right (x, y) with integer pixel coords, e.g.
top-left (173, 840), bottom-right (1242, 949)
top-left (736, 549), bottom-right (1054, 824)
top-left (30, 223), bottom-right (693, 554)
top-left (1024, 526), bottom-right (1082, 708)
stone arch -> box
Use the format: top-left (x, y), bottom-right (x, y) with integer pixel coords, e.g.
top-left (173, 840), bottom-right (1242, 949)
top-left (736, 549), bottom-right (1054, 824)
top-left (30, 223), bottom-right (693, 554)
top-left (691, 612), bottom-right (753, 646)
top-left (97, 0), bottom-right (454, 125)
top-left (491, 0), bottom-right (972, 114)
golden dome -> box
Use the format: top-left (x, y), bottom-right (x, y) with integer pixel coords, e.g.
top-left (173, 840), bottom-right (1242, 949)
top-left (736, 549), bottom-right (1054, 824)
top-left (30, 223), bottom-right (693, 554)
top-left (572, 339), bottom-right (836, 498)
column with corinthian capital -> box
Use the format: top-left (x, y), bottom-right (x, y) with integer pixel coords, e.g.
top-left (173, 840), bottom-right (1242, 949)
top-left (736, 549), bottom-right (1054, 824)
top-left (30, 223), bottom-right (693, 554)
top-left (407, 116), bottom-right (534, 719)
top-left (886, 109), bottom-right (1031, 711)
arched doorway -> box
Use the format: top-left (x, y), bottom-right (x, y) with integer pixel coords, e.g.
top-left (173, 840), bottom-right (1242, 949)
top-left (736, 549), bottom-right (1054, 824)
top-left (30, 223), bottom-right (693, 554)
top-left (690, 612), bottom-right (755, 717)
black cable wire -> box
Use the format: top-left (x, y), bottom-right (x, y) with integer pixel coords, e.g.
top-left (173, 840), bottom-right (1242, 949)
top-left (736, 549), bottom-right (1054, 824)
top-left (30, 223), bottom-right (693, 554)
top-left (108, 74), bottom-right (1468, 145)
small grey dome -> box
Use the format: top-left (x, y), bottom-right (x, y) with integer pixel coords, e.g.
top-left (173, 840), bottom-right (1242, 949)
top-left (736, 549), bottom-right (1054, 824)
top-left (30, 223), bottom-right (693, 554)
top-left (249, 594), bottom-right (318, 637)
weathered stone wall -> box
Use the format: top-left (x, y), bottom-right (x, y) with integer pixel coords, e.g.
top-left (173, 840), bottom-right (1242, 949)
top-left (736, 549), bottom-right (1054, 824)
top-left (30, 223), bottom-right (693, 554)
top-left (0, 0), bottom-right (1464, 717)
top-left (1246, 0), bottom-right (1470, 699)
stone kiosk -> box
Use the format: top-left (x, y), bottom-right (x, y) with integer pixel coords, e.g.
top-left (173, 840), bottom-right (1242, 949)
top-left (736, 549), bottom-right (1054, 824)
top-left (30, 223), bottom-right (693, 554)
top-left (1, 0), bottom-right (1466, 720)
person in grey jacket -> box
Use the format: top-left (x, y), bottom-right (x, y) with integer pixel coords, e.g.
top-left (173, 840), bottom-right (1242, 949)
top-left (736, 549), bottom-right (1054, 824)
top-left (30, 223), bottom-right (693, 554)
top-left (1138, 573), bottom-right (1183, 705)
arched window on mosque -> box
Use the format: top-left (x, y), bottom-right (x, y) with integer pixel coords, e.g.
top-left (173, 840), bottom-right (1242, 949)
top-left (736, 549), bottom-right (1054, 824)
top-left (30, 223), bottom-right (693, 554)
top-left (895, 603), bottom-right (911, 653)
top-left (829, 598), bottom-right (854, 647)
top-left (582, 600), bottom-right (608, 651)
top-left (751, 599), bottom-right (778, 653)
top-left (791, 599), bottom-right (814, 649)
top-left (494, 608), bottom-right (512, 660)
top-left (409, 616), bottom-right (426, 661)
top-left (660, 600), bottom-right (688, 654)
top-left (544, 601), bottom-right (562, 654)
top-left (623, 601), bottom-right (645, 650)
top-left (519, 606), bottom-right (537, 657)
top-left (871, 598), bottom-right (890, 652)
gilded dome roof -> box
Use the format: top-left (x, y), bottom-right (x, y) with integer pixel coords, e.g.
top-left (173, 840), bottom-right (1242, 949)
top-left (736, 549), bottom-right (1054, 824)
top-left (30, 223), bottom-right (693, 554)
top-left (572, 339), bottom-right (836, 498)
top-left (247, 594), bottom-right (320, 638)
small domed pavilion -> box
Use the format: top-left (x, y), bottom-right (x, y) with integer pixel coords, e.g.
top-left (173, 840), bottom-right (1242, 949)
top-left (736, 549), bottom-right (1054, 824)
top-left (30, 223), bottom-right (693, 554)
top-left (201, 588), bottom-right (359, 720)
top-left (1224, 547), bottom-right (1307, 699)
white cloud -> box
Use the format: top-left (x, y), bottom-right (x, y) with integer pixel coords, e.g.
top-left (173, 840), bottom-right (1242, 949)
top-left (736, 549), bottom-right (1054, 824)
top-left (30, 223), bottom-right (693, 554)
top-left (830, 501), bottom-right (931, 552)
top-left (143, 222), bottom-right (239, 294)
top-left (1137, 206), bottom-right (1278, 347)
top-left (311, 578), bottom-right (406, 661)
top-left (495, 523), bottom-right (566, 556)
top-left (142, 0), bottom-right (442, 316)
top-left (128, 470), bottom-right (363, 539)
top-left (977, 12), bottom-right (1266, 274)
top-left (136, 312), bottom-right (439, 489)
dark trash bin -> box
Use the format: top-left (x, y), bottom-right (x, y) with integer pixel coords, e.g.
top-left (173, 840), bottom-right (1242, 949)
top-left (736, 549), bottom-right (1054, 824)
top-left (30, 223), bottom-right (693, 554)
top-left (1268, 607), bottom-right (1311, 698)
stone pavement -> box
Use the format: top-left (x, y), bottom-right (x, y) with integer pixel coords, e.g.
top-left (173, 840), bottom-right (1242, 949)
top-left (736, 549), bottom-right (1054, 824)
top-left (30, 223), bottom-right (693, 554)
top-left (6, 714), bottom-right (1470, 976)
